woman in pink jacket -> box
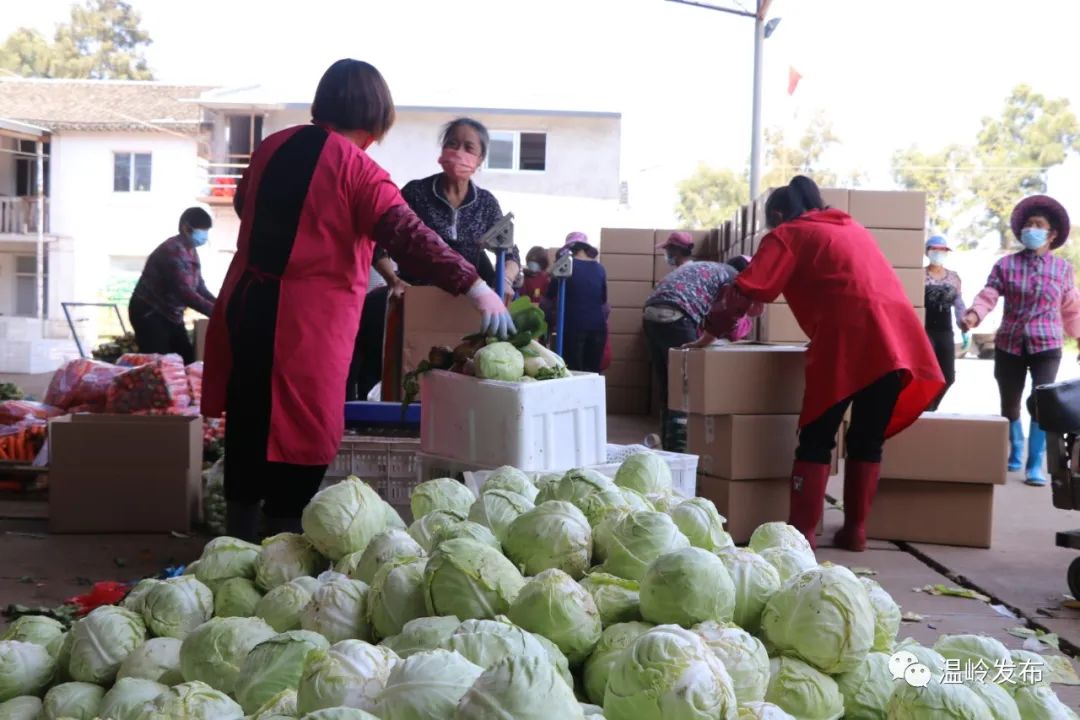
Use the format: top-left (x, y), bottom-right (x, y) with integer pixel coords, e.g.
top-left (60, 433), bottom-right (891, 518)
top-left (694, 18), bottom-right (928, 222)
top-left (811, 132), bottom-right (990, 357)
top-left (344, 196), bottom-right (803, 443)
top-left (965, 195), bottom-right (1080, 486)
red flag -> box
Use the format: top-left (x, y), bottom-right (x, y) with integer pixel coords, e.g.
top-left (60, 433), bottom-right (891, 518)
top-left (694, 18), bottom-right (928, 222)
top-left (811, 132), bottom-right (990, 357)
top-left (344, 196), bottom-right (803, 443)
top-left (788, 66), bottom-right (803, 96)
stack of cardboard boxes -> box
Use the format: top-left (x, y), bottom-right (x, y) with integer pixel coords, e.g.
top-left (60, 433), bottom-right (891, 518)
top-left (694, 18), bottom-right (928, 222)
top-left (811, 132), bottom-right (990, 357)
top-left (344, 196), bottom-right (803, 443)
top-left (872, 413), bottom-right (1008, 548)
top-left (669, 344), bottom-right (837, 543)
top-left (597, 228), bottom-right (720, 415)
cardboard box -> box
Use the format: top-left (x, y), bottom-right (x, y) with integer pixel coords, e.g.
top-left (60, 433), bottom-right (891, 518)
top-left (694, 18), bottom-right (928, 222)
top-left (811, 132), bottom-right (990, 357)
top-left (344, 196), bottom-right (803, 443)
top-left (607, 384), bottom-right (651, 415)
top-left (820, 188), bottom-right (851, 213)
top-left (870, 228), bottom-right (925, 268)
top-left (690, 414), bottom-right (839, 479)
top-left (49, 414), bottom-right (202, 533)
top-left (605, 359), bottom-right (650, 388)
top-left (882, 413), bottom-right (1008, 484)
top-left (848, 190), bottom-right (926, 230)
top-left (194, 319), bottom-right (209, 361)
top-left (609, 332), bottom-right (647, 359)
top-left (601, 253), bottom-right (655, 282)
top-left (609, 308), bottom-right (643, 335)
top-left (668, 344), bottom-right (806, 414)
top-left (895, 268), bottom-right (925, 307)
top-left (867, 479), bottom-right (994, 548)
top-left (403, 287), bottom-right (481, 374)
top-left (600, 228), bottom-right (656, 256)
top-left (699, 475), bottom-right (790, 544)
top-left (758, 303), bottom-right (808, 344)
top-left (607, 281), bottom-right (653, 309)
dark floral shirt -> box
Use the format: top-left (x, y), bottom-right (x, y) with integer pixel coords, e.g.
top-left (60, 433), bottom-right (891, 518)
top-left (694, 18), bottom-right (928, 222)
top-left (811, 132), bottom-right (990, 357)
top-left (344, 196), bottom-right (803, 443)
top-left (924, 268), bottom-right (966, 332)
top-left (374, 173), bottom-right (519, 288)
top-left (646, 261), bottom-right (738, 326)
top-left (131, 235), bottom-right (215, 323)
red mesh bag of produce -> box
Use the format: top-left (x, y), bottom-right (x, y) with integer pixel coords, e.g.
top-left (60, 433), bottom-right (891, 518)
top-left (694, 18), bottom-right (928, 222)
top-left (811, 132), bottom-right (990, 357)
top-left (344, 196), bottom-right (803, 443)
top-left (105, 357), bottom-right (193, 414)
top-left (186, 362), bottom-right (203, 407)
top-left (45, 359), bottom-right (127, 411)
top-left (0, 400), bottom-right (63, 426)
top-left (117, 353), bottom-right (182, 368)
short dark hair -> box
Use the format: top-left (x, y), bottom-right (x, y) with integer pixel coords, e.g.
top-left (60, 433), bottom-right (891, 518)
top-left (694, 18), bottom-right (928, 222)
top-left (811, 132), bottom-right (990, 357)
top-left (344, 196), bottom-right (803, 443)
top-left (526, 246), bottom-right (549, 270)
top-left (179, 207), bottom-right (212, 231)
top-left (764, 175), bottom-right (827, 229)
top-left (727, 256), bottom-right (750, 273)
top-left (669, 245), bottom-right (693, 258)
top-left (311, 59), bottom-right (396, 139)
top-left (441, 118), bottom-right (490, 160)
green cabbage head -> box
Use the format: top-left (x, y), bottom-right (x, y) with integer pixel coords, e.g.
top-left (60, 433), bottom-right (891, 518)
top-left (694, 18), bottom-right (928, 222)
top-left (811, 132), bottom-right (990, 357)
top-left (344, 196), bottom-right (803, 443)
top-left (834, 651), bottom-right (894, 720)
top-left (302, 478), bottom-right (391, 561)
top-left (581, 621), bottom-right (654, 705)
top-left (473, 342), bottom-right (525, 381)
top-left (886, 680), bottom-right (991, 720)
top-left (295, 640), bottom-right (398, 715)
top-left (300, 571), bottom-right (371, 644)
top-left (0, 696), bottom-right (42, 720)
top-left (380, 616), bottom-right (461, 659)
top-left (603, 624), bottom-right (737, 720)
top-left (579, 573), bottom-right (641, 626)
top-left (68, 605), bottom-right (147, 685)
top-left (966, 681), bottom-right (1021, 720)
top-left (38, 682), bottom-right (104, 720)
top-left (507, 569), bottom-right (602, 666)
top-left (482, 466), bottom-right (538, 501)
top-left (640, 547), bottom-right (735, 627)
top-left (765, 656), bottom-right (844, 720)
top-left (141, 576), bottom-right (213, 640)
top-left (432, 520), bottom-right (501, 552)
top-left (1012, 685), bottom-right (1079, 720)
top-left (132, 680), bottom-right (244, 720)
top-left (178, 616), bottom-right (276, 694)
top-left (408, 509), bottom-right (468, 553)
top-left (410, 478), bottom-right (476, 520)
top-left (669, 497), bottom-right (733, 552)
top-left (469, 490), bottom-right (535, 544)
top-left (234, 630), bottom-right (330, 714)
top-left (932, 634), bottom-right (1012, 673)
top-left (759, 547), bottom-right (817, 584)
top-left (860, 577), bottom-right (901, 653)
top-left (117, 637), bottom-right (183, 686)
top-left (255, 576), bottom-right (321, 632)
top-left (454, 656), bottom-right (582, 720)
top-left (597, 511), bottom-right (690, 582)
top-left (749, 522), bottom-right (815, 559)
top-left (760, 565), bottom-right (874, 675)
top-left (255, 533), bottom-right (326, 591)
top-left (0, 616), bottom-right (64, 649)
top-left (504, 501), bottom-right (592, 579)
top-left (737, 701), bottom-right (796, 719)
top-left (614, 452), bottom-right (673, 495)
top-left (373, 649), bottom-right (484, 720)
top-left (693, 621), bottom-right (770, 705)
top-left (195, 536), bottom-right (260, 592)
top-left (439, 618), bottom-right (552, 674)
top-left (367, 558), bottom-right (428, 640)
top-left (214, 577), bottom-right (264, 618)
top-left (720, 548), bottom-right (781, 634)
top-left (98, 677), bottom-right (168, 720)
top-left (0, 640), bottom-right (55, 702)
top-left (338, 529), bottom-right (425, 584)
top-left (423, 538), bottom-right (525, 620)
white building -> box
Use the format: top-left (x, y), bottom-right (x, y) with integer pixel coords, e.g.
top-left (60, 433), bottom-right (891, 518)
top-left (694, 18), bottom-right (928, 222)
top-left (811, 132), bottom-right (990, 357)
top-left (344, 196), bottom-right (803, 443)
top-left (0, 77), bottom-right (624, 372)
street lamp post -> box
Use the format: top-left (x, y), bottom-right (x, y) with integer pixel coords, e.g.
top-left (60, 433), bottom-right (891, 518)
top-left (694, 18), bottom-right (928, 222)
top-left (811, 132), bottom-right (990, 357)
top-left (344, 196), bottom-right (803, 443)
top-left (665, 0), bottom-right (777, 201)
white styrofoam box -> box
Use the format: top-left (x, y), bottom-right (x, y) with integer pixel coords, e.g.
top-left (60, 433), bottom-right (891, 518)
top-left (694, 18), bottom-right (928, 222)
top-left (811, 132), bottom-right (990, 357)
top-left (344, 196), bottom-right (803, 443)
top-left (456, 444), bottom-right (699, 500)
top-left (420, 370), bottom-right (607, 472)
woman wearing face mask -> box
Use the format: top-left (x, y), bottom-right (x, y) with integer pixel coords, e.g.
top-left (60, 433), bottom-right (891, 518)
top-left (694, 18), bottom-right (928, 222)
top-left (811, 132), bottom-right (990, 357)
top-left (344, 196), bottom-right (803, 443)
top-left (202, 60), bottom-right (513, 540)
top-left (658, 231), bottom-right (696, 270)
top-left (964, 195), bottom-right (1080, 486)
top-left (521, 246), bottom-right (551, 304)
top-left (924, 235), bottom-right (968, 411)
top-left (704, 175), bottom-right (944, 552)
top-left (128, 206), bottom-right (216, 363)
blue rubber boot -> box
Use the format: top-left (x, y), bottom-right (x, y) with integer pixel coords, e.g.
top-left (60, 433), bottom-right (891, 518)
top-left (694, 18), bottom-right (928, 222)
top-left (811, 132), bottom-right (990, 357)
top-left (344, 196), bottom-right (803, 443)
top-left (1008, 420), bottom-right (1024, 472)
top-left (1025, 421), bottom-right (1047, 486)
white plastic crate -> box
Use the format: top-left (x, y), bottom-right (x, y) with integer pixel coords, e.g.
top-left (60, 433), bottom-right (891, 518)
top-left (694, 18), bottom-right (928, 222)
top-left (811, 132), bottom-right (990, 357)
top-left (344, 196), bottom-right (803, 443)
top-left (456, 444), bottom-right (699, 500)
top-left (328, 435), bottom-right (421, 511)
top-left (419, 370), bottom-right (607, 472)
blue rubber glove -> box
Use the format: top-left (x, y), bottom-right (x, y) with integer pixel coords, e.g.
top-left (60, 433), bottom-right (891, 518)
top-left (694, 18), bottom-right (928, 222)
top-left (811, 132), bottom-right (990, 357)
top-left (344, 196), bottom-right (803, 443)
top-left (468, 281), bottom-right (517, 339)
top-left (961, 332), bottom-right (971, 351)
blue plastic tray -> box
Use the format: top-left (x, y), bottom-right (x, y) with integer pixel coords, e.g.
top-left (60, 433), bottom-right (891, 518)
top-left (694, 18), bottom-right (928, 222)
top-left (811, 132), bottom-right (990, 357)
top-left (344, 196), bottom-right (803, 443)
top-left (344, 401), bottom-right (421, 425)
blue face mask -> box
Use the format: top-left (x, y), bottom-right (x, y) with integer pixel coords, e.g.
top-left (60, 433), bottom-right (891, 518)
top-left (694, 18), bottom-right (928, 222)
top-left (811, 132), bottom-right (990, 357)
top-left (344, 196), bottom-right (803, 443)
top-left (190, 228), bottom-right (209, 247)
top-left (927, 250), bottom-right (948, 266)
top-left (666, 255), bottom-right (679, 267)
top-left (1021, 227), bottom-right (1049, 250)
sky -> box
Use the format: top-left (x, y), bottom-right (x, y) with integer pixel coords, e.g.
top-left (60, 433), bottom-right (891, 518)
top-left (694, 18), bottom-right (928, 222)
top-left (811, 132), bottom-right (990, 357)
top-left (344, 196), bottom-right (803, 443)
top-left (5, 0), bottom-right (1080, 224)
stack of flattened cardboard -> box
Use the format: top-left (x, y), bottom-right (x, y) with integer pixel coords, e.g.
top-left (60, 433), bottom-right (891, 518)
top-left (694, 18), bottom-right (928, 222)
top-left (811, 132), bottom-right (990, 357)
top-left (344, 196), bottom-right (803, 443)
top-left (671, 344), bottom-right (839, 543)
top-left (870, 413), bottom-right (1008, 548)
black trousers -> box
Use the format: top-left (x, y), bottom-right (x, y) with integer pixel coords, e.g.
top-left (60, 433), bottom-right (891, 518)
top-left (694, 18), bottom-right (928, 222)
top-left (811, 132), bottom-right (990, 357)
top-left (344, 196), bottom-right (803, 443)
top-left (796, 372), bottom-right (903, 465)
top-left (994, 347), bottom-right (1062, 421)
top-left (925, 329), bottom-right (955, 411)
top-left (347, 286), bottom-right (390, 401)
top-left (129, 296), bottom-right (195, 364)
top-left (564, 329), bottom-right (607, 373)
top-left (643, 316), bottom-right (699, 409)
top-left (223, 273), bottom-right (326, 519)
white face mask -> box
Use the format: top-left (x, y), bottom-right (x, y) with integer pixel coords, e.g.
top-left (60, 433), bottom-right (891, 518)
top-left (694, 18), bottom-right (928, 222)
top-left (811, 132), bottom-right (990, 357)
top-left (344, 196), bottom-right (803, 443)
top-left (927, 250), bottom-right (947, 266)
top-left (527, 261), bottom-right (541, 273)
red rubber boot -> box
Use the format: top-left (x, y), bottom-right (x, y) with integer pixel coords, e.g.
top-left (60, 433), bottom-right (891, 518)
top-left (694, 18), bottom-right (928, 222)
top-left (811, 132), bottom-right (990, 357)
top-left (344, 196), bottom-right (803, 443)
top-left (787, 460), bottom-right (832, 550)
top-left (834, 460), bottom-right (881, 552)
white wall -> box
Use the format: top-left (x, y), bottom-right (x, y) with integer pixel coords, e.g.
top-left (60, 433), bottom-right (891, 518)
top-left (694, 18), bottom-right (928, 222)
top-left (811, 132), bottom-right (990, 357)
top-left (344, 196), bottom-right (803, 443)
top-left (262, 108), bottom-right (621, 201)
top-left (49, 131), bottom-right (202, 304)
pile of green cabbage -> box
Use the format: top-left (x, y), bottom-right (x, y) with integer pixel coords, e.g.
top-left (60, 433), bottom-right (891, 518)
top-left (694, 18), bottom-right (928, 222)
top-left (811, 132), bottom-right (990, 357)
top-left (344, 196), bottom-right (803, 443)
top-left (2, 457), bottom-right (1075, 720)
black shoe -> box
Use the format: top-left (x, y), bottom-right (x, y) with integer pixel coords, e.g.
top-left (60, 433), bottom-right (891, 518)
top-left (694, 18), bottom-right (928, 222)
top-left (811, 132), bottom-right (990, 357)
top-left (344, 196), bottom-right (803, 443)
top-left (225, 502), bottom-right (260, 542)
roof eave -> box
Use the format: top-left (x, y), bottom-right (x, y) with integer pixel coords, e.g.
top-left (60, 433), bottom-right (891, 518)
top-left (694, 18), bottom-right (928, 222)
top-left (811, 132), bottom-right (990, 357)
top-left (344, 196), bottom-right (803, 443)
top-left (0, 118), bottom-right (51, 140)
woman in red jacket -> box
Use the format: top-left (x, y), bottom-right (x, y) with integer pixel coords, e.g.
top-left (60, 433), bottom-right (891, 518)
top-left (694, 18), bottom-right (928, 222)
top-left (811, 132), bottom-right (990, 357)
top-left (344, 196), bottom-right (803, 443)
top-left (203, 60), bottom-right (513, 540)
top-left (705, 176), bottom-right (944, 551)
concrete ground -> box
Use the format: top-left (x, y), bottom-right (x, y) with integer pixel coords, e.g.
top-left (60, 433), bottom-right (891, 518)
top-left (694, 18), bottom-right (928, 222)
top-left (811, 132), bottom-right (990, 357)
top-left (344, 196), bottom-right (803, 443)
top-left (3, 358), bottom-right (1080, 708)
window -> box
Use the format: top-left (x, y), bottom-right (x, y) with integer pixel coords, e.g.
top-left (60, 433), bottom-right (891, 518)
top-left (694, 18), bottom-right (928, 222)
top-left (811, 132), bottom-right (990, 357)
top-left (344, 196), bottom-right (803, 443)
top-left (14, 254), bottom-right (48, 317)
top-left (484, 131), bottom-right (547, 172)
top-left (15, 140), bottom-right (50, 196)
top-left (113, 152), bottom-right (152, 192)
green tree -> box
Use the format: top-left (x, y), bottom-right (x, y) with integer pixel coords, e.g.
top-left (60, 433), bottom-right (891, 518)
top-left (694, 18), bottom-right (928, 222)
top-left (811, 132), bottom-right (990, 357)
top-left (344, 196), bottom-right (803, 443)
top-left (970, 85), bottom-right (1080, 249)
top-left (761, 112), bottom-right (840, 190)
top-left (0, 0), bottom-right (152, 80)
top-left (674, 164), bottom-right (749, 229)
top-left (891, 143), bottom-right (974, 240)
